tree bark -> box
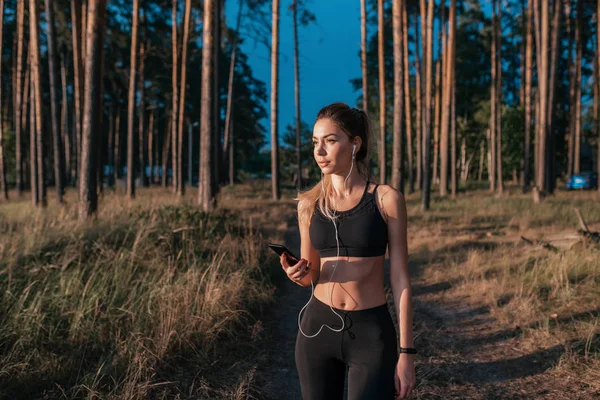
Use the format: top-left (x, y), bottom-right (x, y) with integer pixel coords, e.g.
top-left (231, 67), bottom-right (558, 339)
top-left (392, 0), bottom-right (404, 192)
top-left (212, 0), bottom-right (222, 194)
top-left (566, 0), bottom-right (575, 178)
top-left (15, 0), bottom-right (25, 195)
top-left (378, 0), bottom-right (386, 184)
top-left (293, 1), bottom-right (302, 191)
top-left (433, 0), bottom-right (445, 188)
top-left (524, 0), bottom-right (533, 193)
top-left (447, 0), bottom-right (457, 197)
top-left (29, 0), bottom-right (46, 207)
top-left (171, 0), bottom-right (179, 193)
top-left (422, 0), bottom-right (434, 211)
top-left (403, 3), bottom-right (413, 193)
top-left (535, 0), bottom-right (549, 192)
top-left (114, 108), bottom-right (120, 184)
top-left (573, 0), bottom-right (582, 175)
top-left (126, 0), bottom-right (139, 199)
top-left (177, 0), bottom-right (191, 196)
top-left (414, 12), bottom-right (423, 190)
top-left (162, 113), bottom-right (171, 188)
top-left (597, 0), bottom-right (600, 192)
top-left (489, 0), bottom-right (497, 192)
top-left (148, 109), bottom-right (154, 184)
top-left (44, 0), bottom-right (64, 203)
top-left (270, 0), bottom-right (280, 200)
top-left (496, 0), bottom-right (504, 194)
top-left (79, 0), bottom-right (106, 221)
top-left (61, 52), bottom-right (72, 187)
top-left (546, 0), bottom-right (561, 194)
top-left (361, 0), bottom-right (368, 112)
top-left (199, 0), bottom-right (215, 210)
top-left (0, 0), bottom-right (7, 200)
top-left (30, 54), bottom-right (38, 206)
top-left (138, 39), bottom-right (147, 188)
top-left (71, 0), bottom-right (83, 184)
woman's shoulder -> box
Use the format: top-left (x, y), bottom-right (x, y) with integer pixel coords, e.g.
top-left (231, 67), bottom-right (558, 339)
top-left (372, 184), bottom-right (405, 218)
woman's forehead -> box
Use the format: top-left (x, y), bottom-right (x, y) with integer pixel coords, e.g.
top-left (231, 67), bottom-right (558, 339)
top-left (312, 118), bottom-right (346, 138)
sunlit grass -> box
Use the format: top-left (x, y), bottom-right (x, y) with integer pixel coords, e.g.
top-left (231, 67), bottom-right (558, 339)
top-left (0, 182), bottom-right (292, 398)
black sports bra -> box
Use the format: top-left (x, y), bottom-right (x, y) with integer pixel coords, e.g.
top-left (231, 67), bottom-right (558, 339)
top-left (309, 181), bottom-right (388, 258)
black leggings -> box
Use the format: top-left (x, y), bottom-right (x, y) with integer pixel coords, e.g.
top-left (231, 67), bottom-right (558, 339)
top-left (295, 296), bottom-right (398, 400)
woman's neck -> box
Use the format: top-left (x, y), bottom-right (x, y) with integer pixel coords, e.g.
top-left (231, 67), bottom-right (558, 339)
top-left (329, 171), bottom-right (366, 199)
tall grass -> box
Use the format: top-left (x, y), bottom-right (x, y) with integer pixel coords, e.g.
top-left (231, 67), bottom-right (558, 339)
top-left (0, 187), bottom-right (285, 398)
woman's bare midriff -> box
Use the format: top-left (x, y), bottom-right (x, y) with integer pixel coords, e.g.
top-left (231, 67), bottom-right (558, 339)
top-left (313, 255), bottom-right (387, 311)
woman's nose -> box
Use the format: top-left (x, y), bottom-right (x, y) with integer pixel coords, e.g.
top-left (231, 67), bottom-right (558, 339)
top-left (315, 143), bottom-right (326, 155)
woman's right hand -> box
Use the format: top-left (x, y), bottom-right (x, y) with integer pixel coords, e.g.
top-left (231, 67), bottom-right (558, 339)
top-left (280, 253), bottom-right (311, 283)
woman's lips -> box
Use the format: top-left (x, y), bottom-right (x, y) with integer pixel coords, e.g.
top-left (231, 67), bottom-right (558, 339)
top-left (318, 161), bottom-right (330, 167)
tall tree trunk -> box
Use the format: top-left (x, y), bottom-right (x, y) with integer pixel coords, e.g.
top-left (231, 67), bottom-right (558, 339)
top-left (171, 0), bottom-right (179, 193)
top-left (478, 139), bottom-right (485, 181)
top-left (107, 107), bottom-right (113, 182)
top-left (566, 0), bottom-right (575, 178)
top-left (451, 48), bottom-right (457, 197)
top-left (573, 0), bottom-right (582, 175)
top-left (496, 1), bottom-right (504, 194)
top-left (71, 0), bottom-right (83, 184)
top-left (223, 0), bottom-right (244, 181)
top-left (293, 1), bottom-right (302, 191)
top-left (361, 0), bottom-right (368, 112)
top-left (22, 51), bottom-right (30, 190)
top-left (392, 0), bottom-right (404, 192)
top-left (79, 0), bottom-right (106, 220)
top-left (433, 0), bottom-right (445, 188)
top-left (61, 52), bottom-right (71, 187)
top-left (535, 0), bottom-right (549, 193)
top-left (199, 0), bottom-right (215, 210)
top-left (0, 0), bottom-right (7, 200)
top-left (212, 0), bottom-right (221, 194)
top-left (520, 0), bottom-right (526, 106)
top-left (30, 57), bottom-right (38, 206)
top-left (126, 0), bottom-right (139, 199)
top-left (270, 0), bottom-right (280, 200)
top-left (45, 0), bottom-right (64, 203)
top-left (597, 0), bottom-right (600, 192)
top-left (29, 0), bottom-right (46, 207)
top-left (524, 0), bottom-right (533, 193)
top-left (422, 0), bottom-right (434, 211)
top-left (162, 114), bottom-right (171, 188)
top-left (177, 0), bottom-right (191, 196)
top-left (138, 39), bottom-right (147, 188)
top-left (414, 12), bottom-right (423, 190)
top-left (114, 107), bottom-right (120, 184)
top-left (378, 0), bottom-right (386, 184)
top-left (441, 0), bottom-right (456, 197)
top-left (229, 117), bottom-right (234, 185)
top-left (489, 0), bottom-right (497, 192)
top-left (15, 0), bottom-right (25, 195)
top-left (403, 3), bottom-right (414, 193)
top-left (148, 109), bottom-right (154, 184)
top-left (546, 0), bottom-right (561, 194)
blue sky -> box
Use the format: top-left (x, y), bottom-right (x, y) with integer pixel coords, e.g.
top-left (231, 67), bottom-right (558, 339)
top-left (225, 0), bottom-right (363, 148)
top-left (223, 1), bottom-right (494, 149)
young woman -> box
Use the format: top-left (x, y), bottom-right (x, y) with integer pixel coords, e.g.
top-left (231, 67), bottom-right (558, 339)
top-left (280, 103), bottom-right (416, 399)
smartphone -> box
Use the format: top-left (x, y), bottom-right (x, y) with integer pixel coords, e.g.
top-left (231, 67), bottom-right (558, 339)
top-left (268, 243), bottom-right (299, 263)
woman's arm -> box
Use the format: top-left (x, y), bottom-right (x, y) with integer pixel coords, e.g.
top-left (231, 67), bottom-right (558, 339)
top-left (381, 187), bottom-right (414, 350)
top-left (294, 201), bottom-right (321, 287)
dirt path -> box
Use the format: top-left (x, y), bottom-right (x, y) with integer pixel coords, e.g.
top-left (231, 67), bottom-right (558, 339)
top-left (258, 220), bottom-right (597, 400)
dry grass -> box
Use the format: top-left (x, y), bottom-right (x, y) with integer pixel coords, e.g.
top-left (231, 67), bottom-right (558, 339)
top-left (404, 185), bottom-right (600, 397)
top-left (0, 182), bottom-right (295, 399)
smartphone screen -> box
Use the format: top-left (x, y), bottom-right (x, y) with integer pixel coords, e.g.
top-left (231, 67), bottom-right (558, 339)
top-left (268, 243), bottom-right (299, 262)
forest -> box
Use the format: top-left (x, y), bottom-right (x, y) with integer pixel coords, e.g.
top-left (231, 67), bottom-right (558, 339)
top-left (0, 0), bottom-right (599, 398)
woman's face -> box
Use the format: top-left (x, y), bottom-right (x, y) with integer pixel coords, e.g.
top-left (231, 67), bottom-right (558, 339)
top-left (312, 118), bottom-right (356, 175)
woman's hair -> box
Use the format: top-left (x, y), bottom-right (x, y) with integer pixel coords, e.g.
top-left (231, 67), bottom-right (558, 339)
top-left (297, 102), bottom-right (372, 225)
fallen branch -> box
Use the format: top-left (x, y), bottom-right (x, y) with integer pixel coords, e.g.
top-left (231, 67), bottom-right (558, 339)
top-left (520, 236), bottom-right (559, 252)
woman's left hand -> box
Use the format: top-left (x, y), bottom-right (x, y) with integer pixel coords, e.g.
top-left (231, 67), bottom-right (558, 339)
top-left (394, 354), bottom-right (415, 399)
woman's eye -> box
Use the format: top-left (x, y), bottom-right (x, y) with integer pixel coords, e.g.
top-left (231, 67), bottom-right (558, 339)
top-left (326, 139), bottom-right (336, 144)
